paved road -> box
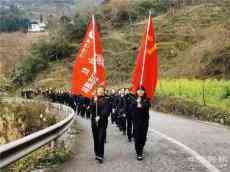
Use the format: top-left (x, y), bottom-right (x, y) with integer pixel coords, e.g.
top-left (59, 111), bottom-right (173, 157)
top-left (51, 111), bottom-right (230, 172)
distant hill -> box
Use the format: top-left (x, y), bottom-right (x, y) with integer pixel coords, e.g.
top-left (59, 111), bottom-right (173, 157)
top-left (4, 0), bottom-right (230, 90)
top-left (0, 0), bottom-right (107, 20)
top-left (32, 0), bottom-right (230, 89)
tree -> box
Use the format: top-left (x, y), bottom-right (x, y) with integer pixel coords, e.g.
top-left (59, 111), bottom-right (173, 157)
top-left (0, 6), bottom-right (31, 32)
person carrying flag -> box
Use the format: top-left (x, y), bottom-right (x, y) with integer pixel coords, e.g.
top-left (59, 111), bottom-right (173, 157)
top-left (71, 15), bottom-right (107, 163)
top-left (131, 87), bottom-right (151, 161)
top-left (131, 12), bottom-right (158, 161)
top-left (90, 86), bottom-right (110, 163)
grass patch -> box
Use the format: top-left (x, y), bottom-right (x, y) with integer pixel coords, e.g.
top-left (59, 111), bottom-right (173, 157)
top-left (152, 96), bottom-right (230, 126)
top-left (156, 79), bottom-right (230, 110)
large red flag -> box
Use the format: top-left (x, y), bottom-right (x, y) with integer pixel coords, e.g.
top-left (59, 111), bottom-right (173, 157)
top-left (131, 16), bottom-right (158, 99)
top-left (71, 16), bottom-right (106, 98)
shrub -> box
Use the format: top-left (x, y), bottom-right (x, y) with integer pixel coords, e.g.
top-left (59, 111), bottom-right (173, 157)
top-left (11, 53), bottom-right (48, 86)
top-left (132, 0), bottom-right (170, 18)
top-left (0, 101), bottom-right (57, 140)
top-left (70, 14), bottom-right (89, 40)
top-left (11, 39), bottom-right (72, 86)
top-left (32, 40), bottom-right (72, 61)
top-left (49, 14), bottom-right (89, 42)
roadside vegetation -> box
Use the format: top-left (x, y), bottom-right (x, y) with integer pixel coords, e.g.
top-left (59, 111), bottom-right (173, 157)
top-left (0, 99), bottom-right (75, 172)
top-left (2, 139), bottom-right (73, 172)
top-left (153, 79), bottom-right (230, 126)
top-left (0, 100), bottom-right (57, 144)
top-left (156, 79), bottom-right (230, 110)
top-left (10, 39), bottom-right (73, 86)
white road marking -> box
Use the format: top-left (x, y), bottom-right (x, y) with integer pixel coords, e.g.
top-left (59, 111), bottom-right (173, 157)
top-left (149, 129), bottom-right (220, 172)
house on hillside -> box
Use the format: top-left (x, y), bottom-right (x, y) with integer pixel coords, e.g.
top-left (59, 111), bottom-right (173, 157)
top-left (28, 21), bottom-right (46, 32)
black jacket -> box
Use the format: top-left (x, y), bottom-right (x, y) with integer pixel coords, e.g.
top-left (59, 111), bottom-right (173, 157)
top-left (117, 95), bottom-right (127, 115)
top-left (131, 96), bottom-right (151, 122)
top-left (90, 96), bottom-right (111, 125)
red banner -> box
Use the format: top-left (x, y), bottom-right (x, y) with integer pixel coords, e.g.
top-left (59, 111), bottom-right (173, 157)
top-left (131, 16), bottom-right (158, 99)
top-left (71, 17), bottom-right (106, 98)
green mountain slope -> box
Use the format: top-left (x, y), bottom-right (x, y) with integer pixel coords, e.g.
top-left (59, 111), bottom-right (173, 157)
top-left (19, 0), bottom-right (230, 89)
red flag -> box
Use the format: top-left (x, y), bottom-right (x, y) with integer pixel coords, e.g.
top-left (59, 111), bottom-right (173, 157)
top-left (131, 16), bottom-right (158, 99)
top-left (71, 16), bottom-right (106, 98)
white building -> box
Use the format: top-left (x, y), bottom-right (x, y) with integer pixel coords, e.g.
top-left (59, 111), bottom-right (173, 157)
top-left (28, 22), bottom-right (46, 32)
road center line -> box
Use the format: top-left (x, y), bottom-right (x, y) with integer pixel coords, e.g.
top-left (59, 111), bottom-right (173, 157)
top-left (149, 129), bottom-right (220, 172)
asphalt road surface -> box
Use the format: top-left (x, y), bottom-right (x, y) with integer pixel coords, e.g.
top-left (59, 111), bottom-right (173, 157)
top-left (50, 111), bottom-right (230, 172)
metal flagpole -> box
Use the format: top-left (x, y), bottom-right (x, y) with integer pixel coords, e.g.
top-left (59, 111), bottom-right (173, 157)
top-left (140, 11), bottom-right (151, 87)
top-left (92, 15), bottom-right (97, 75)
top-left (92, 15), bottom-right (99, 120)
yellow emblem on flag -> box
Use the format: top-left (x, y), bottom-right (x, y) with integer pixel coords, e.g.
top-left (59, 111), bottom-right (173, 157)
top-left (148, 44), bottom-right (157, 55)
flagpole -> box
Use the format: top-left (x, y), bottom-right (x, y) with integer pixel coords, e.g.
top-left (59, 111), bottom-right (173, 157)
top-left (140, 11), bottom-right (151, 87)
top-left (92, 15), bottom-right (97, 76)
top-left (92, 14), bottom-right (99, 120)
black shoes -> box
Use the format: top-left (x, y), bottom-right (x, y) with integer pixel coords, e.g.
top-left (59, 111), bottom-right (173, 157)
top-left (97, 157), bottom-right (103, 164)
top-left (136, 152), bottom-right (144, 161)
top-left (95, 156), bottom-right (104, 164)
top-left (137, 155), bottom-right (143, 161)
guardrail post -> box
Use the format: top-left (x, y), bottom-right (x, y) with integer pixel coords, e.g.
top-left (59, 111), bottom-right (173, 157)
top-left (50, 139), bottom-right (56, 149)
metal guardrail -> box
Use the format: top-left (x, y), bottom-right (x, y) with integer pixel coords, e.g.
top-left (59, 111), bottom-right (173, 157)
top-left (0, 99), bottom-right (75, 168)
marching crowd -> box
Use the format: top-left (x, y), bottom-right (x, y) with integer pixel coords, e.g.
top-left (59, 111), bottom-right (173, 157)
top-left (21, 86), bottom-right (151, 163)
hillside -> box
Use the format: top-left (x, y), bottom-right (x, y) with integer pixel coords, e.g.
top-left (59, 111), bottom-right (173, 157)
top-left (24, 0), bottom-right (230, 90)
top-left (0, 32), bottom-right (48, 75)
top-left (157, 3), bottom-right (230, 79)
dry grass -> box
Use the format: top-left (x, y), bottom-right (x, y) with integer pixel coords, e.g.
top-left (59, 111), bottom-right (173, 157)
top-left (0, 32), bottom-right (48, 75)
top-left (0, 100), bottom-right (57, 144)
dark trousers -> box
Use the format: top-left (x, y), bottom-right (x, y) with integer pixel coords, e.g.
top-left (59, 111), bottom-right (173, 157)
top-left (120, 115), bottom-right (126, 134)
top-left (116, 116), bottom-right (122, 131)
top-left (111, 111), bottom-right (117, 124)
top-left (80, 106), bottom-right (86, 117)
top-left (104, 118), bottom-right (108, 142)
top-left (92, 122), bottom-right (106, 158)
top-left (126, 114), bottom-right (133, 140)
top-left (86, 109), bottom-right (91, 119)
top-left (133, 120), bottom-right (149, 156)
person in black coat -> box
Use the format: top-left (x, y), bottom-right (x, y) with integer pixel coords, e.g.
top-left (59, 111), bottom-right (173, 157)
top-left (110, 89), bottom-right (117, 125)
top-left (125, 88), bottom-right (134, 142)
top-left (90, 87), bottom-right (110, 163)
top-left (117, 88), bottom-right (127, 135)
top-left (79, 95), bottom-right (86, 117)
top-left (85, 97), bottom-right (91, 119)
top-left (112, 91), bottom-right (119, 126)
top-left (103, 90), bottom-right (113, 143)
top-left (131, 87), bottom-right (151, 161)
